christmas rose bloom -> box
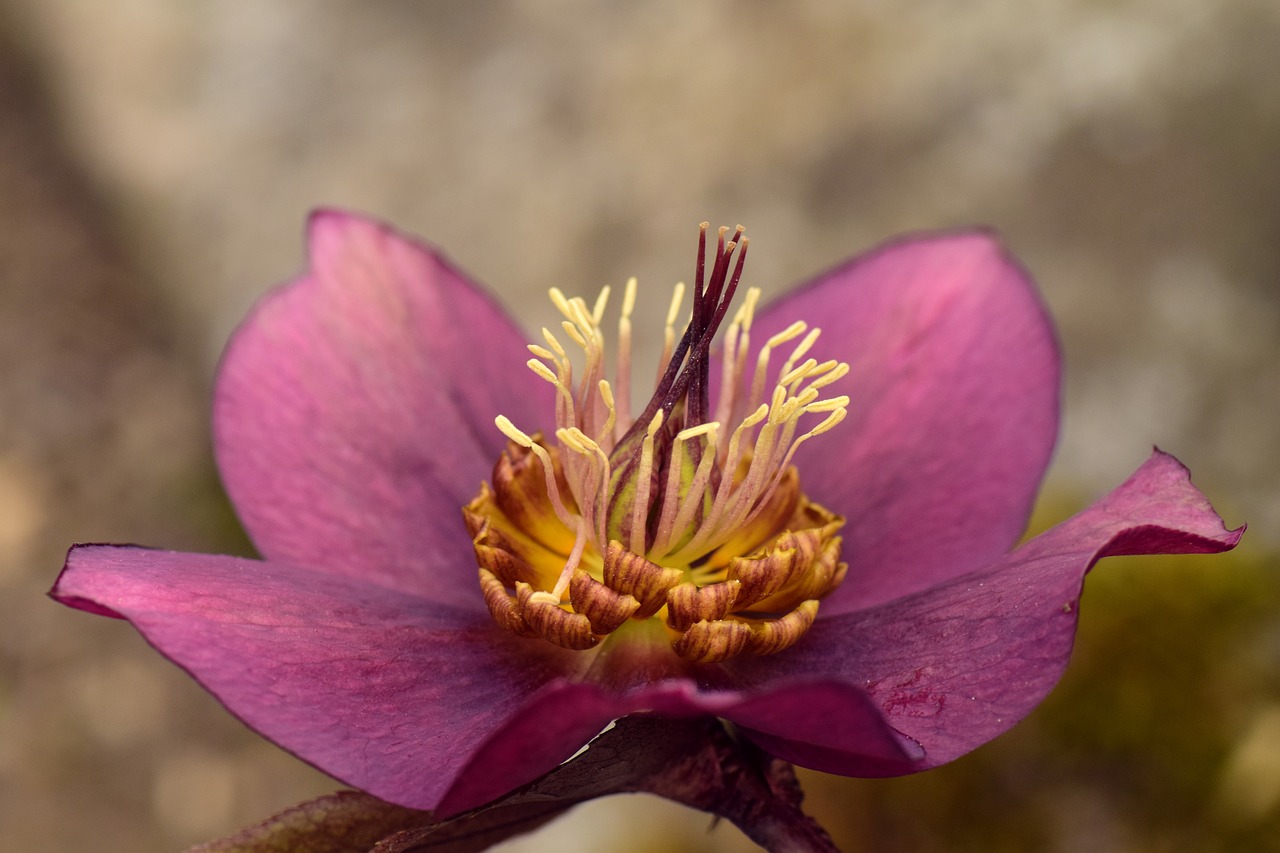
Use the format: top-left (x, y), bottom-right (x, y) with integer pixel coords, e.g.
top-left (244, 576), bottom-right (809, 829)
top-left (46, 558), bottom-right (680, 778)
top-left (52, 212), bottom-right (1241, 816)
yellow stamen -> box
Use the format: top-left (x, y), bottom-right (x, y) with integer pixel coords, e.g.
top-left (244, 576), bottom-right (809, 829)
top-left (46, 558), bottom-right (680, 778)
top-left (590, 285), bottom-right (611, 326)
top-left (594, 380), bottom-right (617, 449)
top-left (651, 422), bottom-right (719, 558)
top-left (749, 320), bottom-right (808, 413)
top-left (629, 412), bottom-right (664, 555)
top-left (549, 515), bottom-right (590, 601)
top-left (713, 287), bottom-right (761, 429)
top-left (474, 224), bottom-right (850, 662)
top-left (494, 415), bottom-right (576, 529)
top-left (657, 281), bottom-right (687, 383)
top-left (615, 277), bottom-right (637, 431)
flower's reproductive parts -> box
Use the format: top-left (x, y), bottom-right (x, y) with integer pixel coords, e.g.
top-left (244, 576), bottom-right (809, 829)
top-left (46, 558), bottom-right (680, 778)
top-left (467, 226), bottom-right (850, 662)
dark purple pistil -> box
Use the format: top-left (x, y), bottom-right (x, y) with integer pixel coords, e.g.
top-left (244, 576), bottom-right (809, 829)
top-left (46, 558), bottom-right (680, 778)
top-left (613, 225), bottom-right (748, 458)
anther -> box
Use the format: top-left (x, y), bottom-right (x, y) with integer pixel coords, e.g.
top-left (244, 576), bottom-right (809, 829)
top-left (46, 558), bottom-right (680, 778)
top-left (476, 222), bottom-right (850, 663)
top-left (590, 285), bottom-right (611, 326)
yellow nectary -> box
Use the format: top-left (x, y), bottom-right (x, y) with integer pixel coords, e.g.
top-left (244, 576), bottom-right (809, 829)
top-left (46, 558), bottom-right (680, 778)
top-left (463, 224), bottom-right (850, 663)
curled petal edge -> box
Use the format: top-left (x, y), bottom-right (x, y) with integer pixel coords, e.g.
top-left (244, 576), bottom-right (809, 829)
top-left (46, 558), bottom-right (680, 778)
top-left (724, 448), bottom-right (1243, 777)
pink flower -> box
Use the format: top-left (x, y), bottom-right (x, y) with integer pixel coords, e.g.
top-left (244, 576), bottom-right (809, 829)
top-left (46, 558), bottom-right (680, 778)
top-left (52, 212), bottom-right (1241, 817)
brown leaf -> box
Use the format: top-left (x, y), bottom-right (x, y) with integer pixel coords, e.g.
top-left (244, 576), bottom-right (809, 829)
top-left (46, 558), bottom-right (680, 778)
top-left (186, 791), bottom-right (436, 853)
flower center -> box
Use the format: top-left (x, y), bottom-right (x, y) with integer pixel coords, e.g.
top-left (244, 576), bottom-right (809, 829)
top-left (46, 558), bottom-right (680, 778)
top-left (464, 224), bottom-right (850, 663)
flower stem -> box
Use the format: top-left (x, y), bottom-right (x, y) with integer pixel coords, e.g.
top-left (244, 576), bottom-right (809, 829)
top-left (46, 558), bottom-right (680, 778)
top-left (618, 716), bottom-right (841, 852)
top-left (710, 757), bottom-right (841, 852)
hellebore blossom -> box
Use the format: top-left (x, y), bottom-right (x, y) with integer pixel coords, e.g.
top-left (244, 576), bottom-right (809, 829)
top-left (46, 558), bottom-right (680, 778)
top-left (53, 212), bottom-right (1241, 823)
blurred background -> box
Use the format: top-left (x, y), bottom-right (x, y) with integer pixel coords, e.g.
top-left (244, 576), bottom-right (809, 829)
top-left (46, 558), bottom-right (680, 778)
top-left (1, 1), bottom-right (1275, 850)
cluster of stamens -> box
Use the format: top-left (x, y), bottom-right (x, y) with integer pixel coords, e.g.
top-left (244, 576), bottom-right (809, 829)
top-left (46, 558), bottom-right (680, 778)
top-left (464, 224), bottom-right (850, 663)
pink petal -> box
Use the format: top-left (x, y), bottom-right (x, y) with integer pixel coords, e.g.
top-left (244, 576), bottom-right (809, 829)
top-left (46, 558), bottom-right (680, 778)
top-left (433, 682), bottom-right (626, 816)
top-left (51, 544), bottom-right (576, 811)
top-left (52, 545), bottom-right (919, 816)
top-left (214, 211), bottom-right (551, 603)
top-left (728, 450), bottom-right (1242, 775)
top-left (435, 678), bottom-right (920, 816)
top-left (748, 232), bottom-right (1060, 612)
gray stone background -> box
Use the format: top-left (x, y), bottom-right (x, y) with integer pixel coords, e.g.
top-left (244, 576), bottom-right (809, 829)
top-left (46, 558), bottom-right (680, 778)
top-left (0, 1), bottom-right (1274, 851)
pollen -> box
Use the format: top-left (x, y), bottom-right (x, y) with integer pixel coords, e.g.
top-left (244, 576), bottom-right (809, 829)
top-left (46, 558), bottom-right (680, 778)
top-left (466, 224), bottom-right (849, 663)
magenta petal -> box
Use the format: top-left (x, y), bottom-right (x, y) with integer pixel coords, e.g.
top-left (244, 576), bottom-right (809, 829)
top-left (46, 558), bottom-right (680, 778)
top-left (51, 544), bottom-right (576, 811)
top-left (730, 450), bottom-right (1242, 776)
top-left (434, 681), bottom-right (729, 816)
top-left (748, 232), bottom-right (1060, 612)
top-left (214, 211), bottom-right (552, 602)
top-left (436, 678), bottom-right (921, 816)
top-left (434, 682), bottom-right (625, 817)
top-left (719, 681), bottom-right (925, 773)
